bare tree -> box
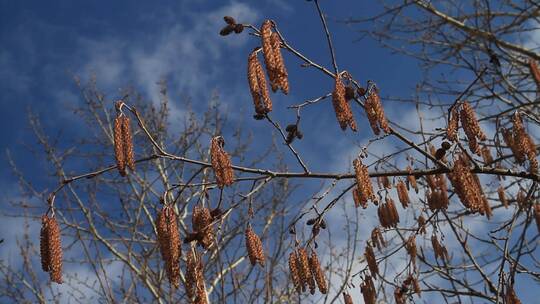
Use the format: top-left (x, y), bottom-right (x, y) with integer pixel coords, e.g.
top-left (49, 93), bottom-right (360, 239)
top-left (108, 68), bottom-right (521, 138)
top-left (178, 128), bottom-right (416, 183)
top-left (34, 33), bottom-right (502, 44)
top-left (1, 1), bottom-right (539, 303)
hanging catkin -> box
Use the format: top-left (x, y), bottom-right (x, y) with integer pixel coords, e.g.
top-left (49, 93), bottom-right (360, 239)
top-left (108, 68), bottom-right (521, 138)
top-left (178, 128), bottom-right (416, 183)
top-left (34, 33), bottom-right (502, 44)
top-left (308, 250), bottom-right (327, 294)
top-left (185, 250), bottom-right (208, 304)
top-left (156, 206), bottom-right (181, 288)
top-left (512, 112), bottom-right (538, 174)
top-left (270, 32), bottom-right (289, 94)
top-left (459, 101), bottom-right (486, 155)
top-left (365, 242), bottom-right (378, 277)
top-left (529, 58), bottom-right (540, 91)
top-left (210, 136), bottom-right (234, 188)
top-left (40, 214), bottom-right (63, 283)
top-left (247, 49), bottom-right (272, 116)
top-left (364, 88), bottom-right (390, 135)
top-left (288, 251), bottom-right (303, 293)
top-left (353, 158), bottom-right (377, 206)
top-left (113, 106), bottom-right (135, 176)
top-left (297, 247), bottom-right (316, 294)
top-left (360, 275), bottom-right (377, 304)
top-left (192, 205), bottom-right (215, 249)
top-left (447, 105), bottom-right (459, 141)
top-left (332, 74), bottom-right (357, 131)
top-left (245, 225), bottom-right (265, 267)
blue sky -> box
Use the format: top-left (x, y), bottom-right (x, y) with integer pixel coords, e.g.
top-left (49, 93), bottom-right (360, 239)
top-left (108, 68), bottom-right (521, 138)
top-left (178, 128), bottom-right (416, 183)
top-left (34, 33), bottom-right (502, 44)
top-left (4, 0), bottom-right (537, 303)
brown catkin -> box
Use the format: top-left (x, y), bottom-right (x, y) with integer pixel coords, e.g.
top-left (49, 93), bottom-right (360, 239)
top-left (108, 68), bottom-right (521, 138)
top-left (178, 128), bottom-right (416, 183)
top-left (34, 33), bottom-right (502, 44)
top-left (121, 116), bottom-right (135, 171)
top-left (308, 250), bottom-right (327, 294)
top-left (498, 186), bottom-right (509, 208)
top-left (502, 128), bottom-right (525, 164)
top-left (270, 32), bottom-right (289, 94)
top-left (40, 215), bottom-right (51, 272)
top-left (297, 247), bottom-right (316, 294)
top-left (332, 74), bottom-right (357, 131)
top-left (447, 105), bottom-right (459, 141)
top-left (210, 136), bottom-right (234, 188)
top-left (418, 215), bottom-right (427, 235)
top-left (360, 275), bottom-right (377, 304)
top-left (405, 235), bottom-right (417, 268)
top-left (431, 234), bottom-right (449, 262)
top-left (288, 251), bottom-right (302, 293)
top-left (448, 153), bottom-right (489, 216)
top-left (353, 158), bottom-right (377, 206)
top-left (260, 20), bottom-right (277, 86)
top-left (394, 286), bottom-right (406, 304)
top-left (46, 216), bottom-right (63, 283)
top-left (504, 283), bottom-right (522, 304)
top-left (370, 227), bottom-right (386, 251)
top-left (512, 112), bottom-right (538, 174)
top-left (481, 145), bottom-right (493, 165)
top-left (460, 101), bottom-right (486, 155)
top-left (396, 180), bottom-right (410, 208)
top-left (529, 58), bottom-right (540, 91)
top-left (245, 225), bottom-right (265, 266)
top-left (247, 50), bottom-right (272, 115)
top-left (156, 206), bottom-right (181, 287)
top-left (365, 243), bottom-right (378, 277)
top-left (113, 116), bottom-right (127, 176)
top-left (364, 89), bottom-right (390, 135)
top-left (377, 198), bottom-right (399, 228)
top-left (406, 166), bottom-right (418, 193)
top-left (192, 205), bottom-right (214, 249)
top-left (343, 292), bottom-right (354, 304)
top-left (185, 250), bottom-right (207, 304)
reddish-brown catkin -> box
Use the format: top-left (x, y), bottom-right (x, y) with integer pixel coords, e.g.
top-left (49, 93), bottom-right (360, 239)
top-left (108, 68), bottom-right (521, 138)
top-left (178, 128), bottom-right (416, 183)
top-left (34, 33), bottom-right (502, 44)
top-left (185, 250), bottom-right (207, 304)
top-left (192, 205), bottom-right (214, 249)
top-left (156, 206), bottom-right (181, 287)
top-left (377, 197), bottom-right (399, 228)
top-left (498, 186), bottom-right (509, 208)
top-left (245, 225), bottom-right (265, 267)
top-left (297, 247), bottom-right (316, 294)
top-left (121, 115), bottom-right (135, 171)
top-left (40, 215), bottom-right (51, 272)
top-left (308, 250), bottom-right (327, 294)
top-left (405, 235), bottom-right (417, 268)
top-left (365, 243), bottom-right (378, 277)
top-left (534, 203), bottom-right (540, 234)
top-left (481, 145), bottom-right (493, 165)
top-left (332, 74), bottom-right (357, 131)
top-left (512, 112), bottom-right (538, 174)
top-left (529, 58), bottom-right (540, 91)
top-left (288, 251), bottom-right (303, 293)
top-left (260, 20), bottom-right (277, 86)
top-left (270, 32), bottom-right (289, 94)
top-left (406, 165), bottom-right (418, 193)
top-left (343, 292), bottom-right (354, 304)
top-left (396, 180), bottom-right (410, 208)
top-left (364, 89), bottom-right (390, 135)
top-left (113, 116), bottom-right (127, 176)
top-left (247, 50), bottom-right (272, 115)
top-left (353, 158), bottom-right (377, 205)
top-left (431, 234), bottom-right (449, 262)
top-left (370, 227), bottom-right (386, 251)
top-left (460, 101), bottom-right (486, 155)
top-left (360, 275), bottom-right (377, 304)
top-left (210, 136), bottom-right (234, 188)
top-left (447, 105), bottom-right (459, 141)
top-left (448, 153), bottom-right (489, 216)
top-left (47, 216), bottom-right (63, 283)
top-left (502, 127), bottom-right (526, 164)
top-left (504, 283), bottom-right (522, 304)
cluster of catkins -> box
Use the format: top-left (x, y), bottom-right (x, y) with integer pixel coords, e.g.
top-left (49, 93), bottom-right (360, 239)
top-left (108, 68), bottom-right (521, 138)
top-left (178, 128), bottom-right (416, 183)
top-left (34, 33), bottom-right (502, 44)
top-left (40, 214), bottom-right (63, 284)
top-left (247, 20), bottom-right (289, 118)
top-left (288, 247), bottom-right (327, 295)
top-left (210, 136), bottom-right (235, 188)
top-left (446, 101), bottom-right (487, 155)
top-left (352, 158), bottom-right (377, 208)
top-left (377, 197), bottom-right (400, 229)
top-left (425, 172), bottom-right (449, 211)
top-left (113, 103), bottom-right (135, 176)
top-left (448, 153), bottom-right (492, 218)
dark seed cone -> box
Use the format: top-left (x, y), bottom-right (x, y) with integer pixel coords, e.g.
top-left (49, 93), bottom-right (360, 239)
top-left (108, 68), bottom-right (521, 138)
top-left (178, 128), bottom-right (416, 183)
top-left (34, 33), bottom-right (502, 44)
top-left (308, 250), bottom-right (327, 294)
top-left (245, 225), bottom-right (265, 266)
top-left (113, 116), bottom-right (126, 176)
top-left (46, 216), bottom-right (63, 283)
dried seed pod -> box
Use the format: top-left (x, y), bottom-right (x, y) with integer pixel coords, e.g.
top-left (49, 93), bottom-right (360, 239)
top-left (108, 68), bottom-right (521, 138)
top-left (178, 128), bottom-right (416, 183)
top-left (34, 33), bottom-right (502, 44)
top-left (297, 247), bottom-right (316, 294)
top-left (364, 243), bottom-right (378, 277)
top-left (245, 225), bottom-right (265, 267)
top-left (396, 180), bottom-right (410, 208)
top-left (185, 250), bottom-right (207, 304)
top-left (270, 32), bottom-right (289, 94)
top-left (210, 136), bottom-right (235, 188)
top-left (360, 275), bottom-right (377, 304)
top-left (288, 251), bottom-right (303, 293)
top-left (113, 116), bottom-right (126, 176)
top-left (447, 105), bottom-right (459, 141)
top-left (247, 49), bottom-right (272, 115)
top-left (343, 292), bottom-right (354, 304)
top-left (41, 215), bottom-right (63, 284)
top-left (192, 205), bottom-right (214, 249)
top-left (353, 158), bottom-right (377, 206)
top-left (364, 89), bottom-right (390, 135)
top-left (529, 58), bottom-right (540, 90)
top-left (309, 250), bottom-right (327, 294)
top-left (332, 74), bottom-right (357, 131)
top-left (460, 101), bottom-right (486, 155)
